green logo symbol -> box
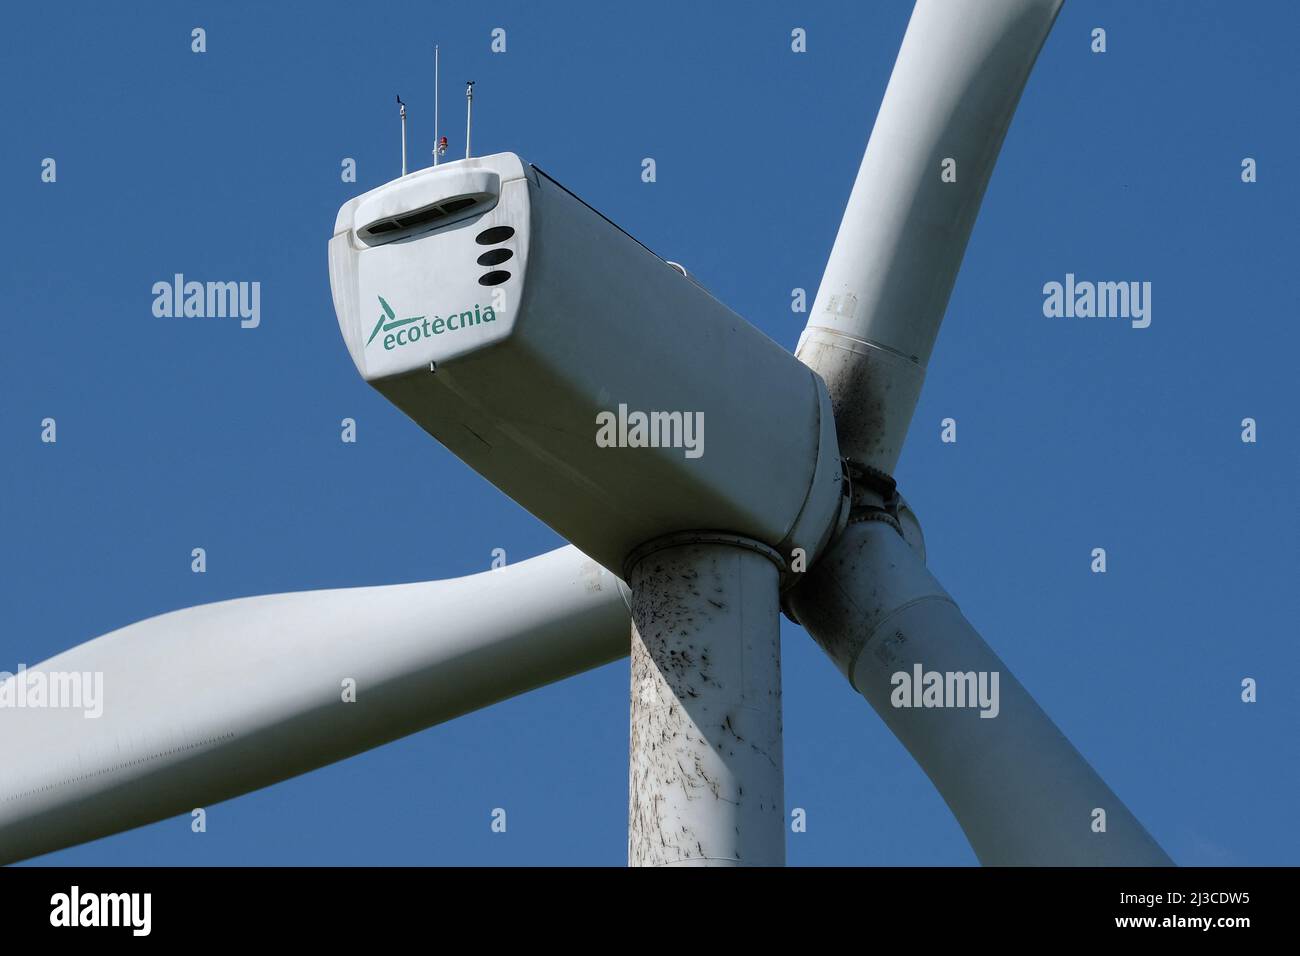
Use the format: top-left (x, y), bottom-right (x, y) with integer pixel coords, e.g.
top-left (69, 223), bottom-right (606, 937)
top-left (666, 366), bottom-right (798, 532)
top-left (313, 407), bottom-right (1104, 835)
top-left (366, 295), bottom-right (425, 347)
top-left (365, 294), bottom-right (499, 351)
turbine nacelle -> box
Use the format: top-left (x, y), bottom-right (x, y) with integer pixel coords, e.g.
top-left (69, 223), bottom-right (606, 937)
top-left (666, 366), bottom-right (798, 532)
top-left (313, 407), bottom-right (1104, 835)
top-left (329, 152), bottom-right (847, 577)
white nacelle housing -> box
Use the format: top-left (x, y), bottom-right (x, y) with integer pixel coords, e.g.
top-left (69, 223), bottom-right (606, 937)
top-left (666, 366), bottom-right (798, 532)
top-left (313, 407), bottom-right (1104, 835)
top-left (329, 153), bottom-right (844, 575)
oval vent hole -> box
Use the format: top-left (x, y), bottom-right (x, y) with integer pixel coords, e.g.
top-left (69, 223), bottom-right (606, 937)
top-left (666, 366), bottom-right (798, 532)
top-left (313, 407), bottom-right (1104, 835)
top-left (478, 270), bottom-right (511, 286)
top-left (477, 248), bottom-right (513, 266)
top-left (475, 226), bottom-right (515, 245)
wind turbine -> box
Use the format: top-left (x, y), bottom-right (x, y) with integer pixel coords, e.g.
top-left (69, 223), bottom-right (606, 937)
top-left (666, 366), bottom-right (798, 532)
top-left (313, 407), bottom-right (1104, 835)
top-left (0, 0), bottom-right (1172, 867)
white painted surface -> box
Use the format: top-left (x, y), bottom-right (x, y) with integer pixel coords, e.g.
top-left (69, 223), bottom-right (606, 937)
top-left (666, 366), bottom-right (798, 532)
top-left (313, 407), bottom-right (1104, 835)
top-left (0, 546), bottom-right (628, 864)
top-left (797, 0), bottom-right (1064, 474)
top-left (331, 154), bottom-right (844, 574)
top-left (628, 537), bottom-right (784, 866)
top-left (788, 520), bottom-right (1171, 865)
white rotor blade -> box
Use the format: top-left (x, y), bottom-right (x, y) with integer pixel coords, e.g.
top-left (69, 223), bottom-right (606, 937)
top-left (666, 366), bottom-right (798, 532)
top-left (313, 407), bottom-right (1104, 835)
top-left (784, 0), bottom-right (1157, 865)
top-left (798, 0), bottom-right (1064, 473)
top-left (0, 546), bottom-right (628, 864)
top-left (788, 520), bottom-right (1171, 865)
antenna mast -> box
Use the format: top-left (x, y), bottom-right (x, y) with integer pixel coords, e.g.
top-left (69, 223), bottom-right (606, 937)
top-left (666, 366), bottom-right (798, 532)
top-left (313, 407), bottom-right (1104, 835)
top-left (433, 46), bottom-right (440, 167)
top-left (396, 95), bottom-right (407, 176)
top-left (465, 81), bottom-right (475, 159)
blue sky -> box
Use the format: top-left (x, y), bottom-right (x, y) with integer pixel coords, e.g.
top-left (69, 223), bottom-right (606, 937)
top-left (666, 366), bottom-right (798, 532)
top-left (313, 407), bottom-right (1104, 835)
top-left (1, 0), bottom-right (1296, 865)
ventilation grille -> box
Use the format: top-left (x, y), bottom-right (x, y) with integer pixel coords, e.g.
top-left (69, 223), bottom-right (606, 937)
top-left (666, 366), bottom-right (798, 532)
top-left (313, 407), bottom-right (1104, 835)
top-left (358, 194), bottom-right (489, 246)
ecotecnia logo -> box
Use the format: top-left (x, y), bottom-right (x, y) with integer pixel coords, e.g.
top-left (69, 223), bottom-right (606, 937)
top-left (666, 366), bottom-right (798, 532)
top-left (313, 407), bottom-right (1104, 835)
top-left (365, 294), bottom-right (497, 351)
